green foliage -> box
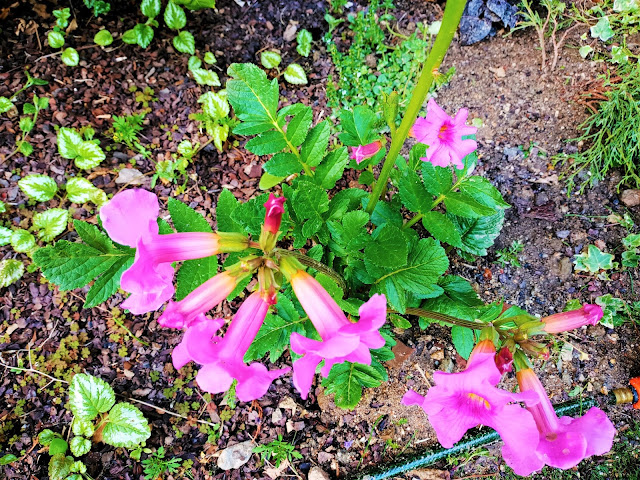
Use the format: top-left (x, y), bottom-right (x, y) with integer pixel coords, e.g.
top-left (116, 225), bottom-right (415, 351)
top-left (573, 244), bottom-right (618, 275)
top-left (622, 233), bottom-right (640, 268)
top-left (58, 127), bottom-right (106, 169)
top-left (189, 91), bottom-right (233, 151)
top-left (142, 447), bottom-right (183, 480)
top-left (261, 50), bottom-right (282, 69)
top-left (84, 0), bottom-right (111, 16)
top-left (40, 373), bottom-right (149, 480)
top-left (557, 63), bottom-right (640, 192)
top-left (33, 220), bottom-right (135, 308)
top-left (94, 29), bottom-right (114, 46)
top-left (494, 240), bottom-right (524, 268)
top-left (325, 0), bottom-right (449, 113)
top-left (296, 29), bottom-right (313, 57)
top-left (253, 435), bottom-right (303, 468)
top-left (322, 361), bottom-right (385, 409)
top-left (0, 260), bottom-right (25, 288)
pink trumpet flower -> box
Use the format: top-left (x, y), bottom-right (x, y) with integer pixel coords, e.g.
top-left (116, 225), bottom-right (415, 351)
top-left (502, 368), bottom-right (616, 475)
top-left (349, 140), bottom-right (382, 165)
top-left (409, 99), bottom-right (477, 169)
top-left (263, 194), bottom-right (286, 235)
top-left (541, 304), bottom-right (603, 333)
top-left (172, 290), bottom-right (290, 402)
top-left (158, 271), bottom-right (238, 329)
top-left (286, 268), bottom-right (387, 399)
top-left (100, 189), bottom-right (221, 314)
top-left (402, 340), bottom-right (541, 467)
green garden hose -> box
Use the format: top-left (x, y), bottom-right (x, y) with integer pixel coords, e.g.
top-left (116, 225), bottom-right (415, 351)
top-left (358, 398), bottom-right (597, 480)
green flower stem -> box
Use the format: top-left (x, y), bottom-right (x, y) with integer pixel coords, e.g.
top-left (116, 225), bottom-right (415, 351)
top-left (396, 307), bottom-right (486, 331)
top-left (365, 0), bottom-right (467, 215)
top-left (274, 248), bottom-right (347, 293)
top-left (402, 193), bottom-right (446, 230)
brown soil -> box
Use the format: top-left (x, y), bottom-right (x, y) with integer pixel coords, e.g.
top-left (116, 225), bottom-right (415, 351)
top-left (0, 1), bottom-right (638, 479)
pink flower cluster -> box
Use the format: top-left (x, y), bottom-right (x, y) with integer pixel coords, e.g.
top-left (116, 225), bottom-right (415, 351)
top-left (100, 190), bottom-right (388, 402)
top-left (403, 305), bottom-right (615, 475)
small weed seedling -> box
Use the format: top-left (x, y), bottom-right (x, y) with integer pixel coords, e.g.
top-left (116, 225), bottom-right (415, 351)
top-left (253, 435), bottom-right (303, 468)
top-left (495, 240), bottom-right (524, 268)
top-left (141, 447), bottom-right (183, 480)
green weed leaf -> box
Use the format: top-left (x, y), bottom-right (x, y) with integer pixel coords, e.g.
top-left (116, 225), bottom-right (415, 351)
top-left (69, 437), bottom-right (91, 457)
top-left (173, 31), bottom-right (195, 54)
top-left (260, 50), bottom-right (282, 69)
top-left (33, 208), bottom-right (69, 242)
top-left (573, 244), bottom-right (617, 273)
top-left (18, 174), bottom-right (58, 201)
top-left (61, 48), bottom-right (79, 67)
top-left (283, 64), bottom-right (308, 85)
top-left (296, 29), bottom-right (312, 57)
top-left (94, 29), bottom-right (114, 46)
top-left (0, 259), bottom-right (25, 288)
top-left (322, 362), bottom-right (385, 409)
top-left (102, 403), bottom-right (151, 447)
top-left (68, 373), bottom-right (116, 421)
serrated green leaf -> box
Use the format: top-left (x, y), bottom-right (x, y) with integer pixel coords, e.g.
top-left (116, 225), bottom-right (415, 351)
top-left (173, 31), bottom-right (195, 54)
top-left (245, 295), bottom-right (306, 362)
top-left (296, 29), bottom-right (312, 57)
top-left (102, 403), bottom-right (150, 447)
top-left (33, 208), bottom-right (69, 242)
top-left (230, 194), bottom-right (269, 237)
top-left (74, 220), bottom-right (115, 251)
top-left (57, 127), bottom-right (83, 159)
top-left (141, 0), bottom-right (161, 17)
top-left (72, 418), bottom-right (95, 437)
top-left (168, 198), bottom-right (213, 233)
top-left (61, 47), bottom-right (79, 67)
top-left (421, 211), bottom-right (463, 247)
top-left (190, 68), bottom-right (221, 86)
top-left (66, 177), bottom-right (100, 204)
top-left (11, 229), bottom-right (36, 252)
top-left (227, 63), bottom-right (279, 124)
top-left (68, 373), bottom-right (115, 421)
top-left (263, 152), bottom-right (300, 177)
top-left (0, 227), bottom-right (11, 246)
top-left (452, 326), bottom-right (475, 360)
top-left (574, 244), bottom-right (617, 273)
top-left (314, 146), bottom-right (348, 189)
top-left (0, 97), bottom-right (12, 113)
top-left (292, 180), bottom-right (329, 239)
top-left (301, 120), bottom-right (330, 167)
top-left (84, 256), bottom-right (133, 308)
top-left (38, 429), bottom-right (57, 446)
top-left (444, 191), bottom-right (496, 218)
top-left (339, 106), bottom-right (379, 146)
top-left (246, 130), bottom-right (288, 155)
top-left (283, 104), bottom-right (312, 146)
top-left (19, 141), bottom-right (33, 156)
top-left (94, 29), bottom-right (114, 46)
top-left (187, 55), bottom-right (201, 70)
top-left (48, 30), bottom-right (65, 49)
top-left (38, 96), bottom-right (50, 110)
top-left (421, 162), bottom-right (453, 195)
top-left (199, 91), bottom-right (229, 119)
top-left (364, 225), bottom-right (408, 268)
top-left (165, 0), bottom-right (187, 28)
top-left (283, 63), bottom-right (307, 85)
top-left (459, 176), bottom-right (510, 210)
top-left (216, 189), bottom-right (243, 233)
top-left (371, 237), bottom-right (448, 313)
top-left (75, 141), bottom-right (106, 169)
top-left (398, 170), bottom-right (432, 213)
top-left (49, 453), bottom-right (73, 480)
top-left (322, 362), bottom-right (384, 409)
top-left (173, 0), bottom-right (215, 8)
top-left (0, 259), bottom-right (25, 288)
top-left (204, 51), bottom-right (216, 64)
top-left (19, 116), bottom-right (33, 133)
top-left (130, 24), bottom-right (154, 48)
top-left (33, 240), bottom-right (129, 290)
top-left (18, 174), bottom-right (58, 201)
top-left (69, 437), bottom-right (91, 457)
top-left (175, 256), bottom-right (218, 300)
top-left (260, 50), bottom-right (282, 69)
top-left (449, 210), bottom-right (504, 256)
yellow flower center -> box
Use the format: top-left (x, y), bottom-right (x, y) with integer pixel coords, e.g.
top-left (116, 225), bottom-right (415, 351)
top-left (467, 393), bottom-right (491, 410)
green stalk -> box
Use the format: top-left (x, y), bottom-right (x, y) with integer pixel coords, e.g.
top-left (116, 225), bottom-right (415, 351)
top-left (365, 0), bottom-right (467, 215)
top-left (392, 307), bottom-right (486, 331)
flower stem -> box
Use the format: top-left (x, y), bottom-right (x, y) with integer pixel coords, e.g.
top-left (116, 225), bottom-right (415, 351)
top-left (394, 307), bottom-right (486, 330)
top-left (365, 0), bottom-right (467, 215)
top-left (274, 248), bottom-right (347, 293)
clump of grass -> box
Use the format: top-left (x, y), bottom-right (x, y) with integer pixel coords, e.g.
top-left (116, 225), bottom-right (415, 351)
top-left (558, 62), bottom-right (640, 194)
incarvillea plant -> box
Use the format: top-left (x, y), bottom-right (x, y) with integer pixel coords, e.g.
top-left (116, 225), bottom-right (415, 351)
top-left (28, 0), bottom-right (618, 475)
top-left (39, 373), bottom-right (150, 480)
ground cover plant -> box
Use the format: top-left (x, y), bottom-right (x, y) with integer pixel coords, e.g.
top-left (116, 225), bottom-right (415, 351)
top-left (0, 0), bottom-right (639, 479)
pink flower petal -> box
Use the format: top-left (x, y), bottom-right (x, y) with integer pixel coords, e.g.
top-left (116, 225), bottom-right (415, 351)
top-left (569, 407), bottom-right (616, 457)
top-left (100, 189), bottom-right (159, 247)
top-left (401, 390), bottom-right (426, 407)
top-left (292, 353), bottom-right (322, 400)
